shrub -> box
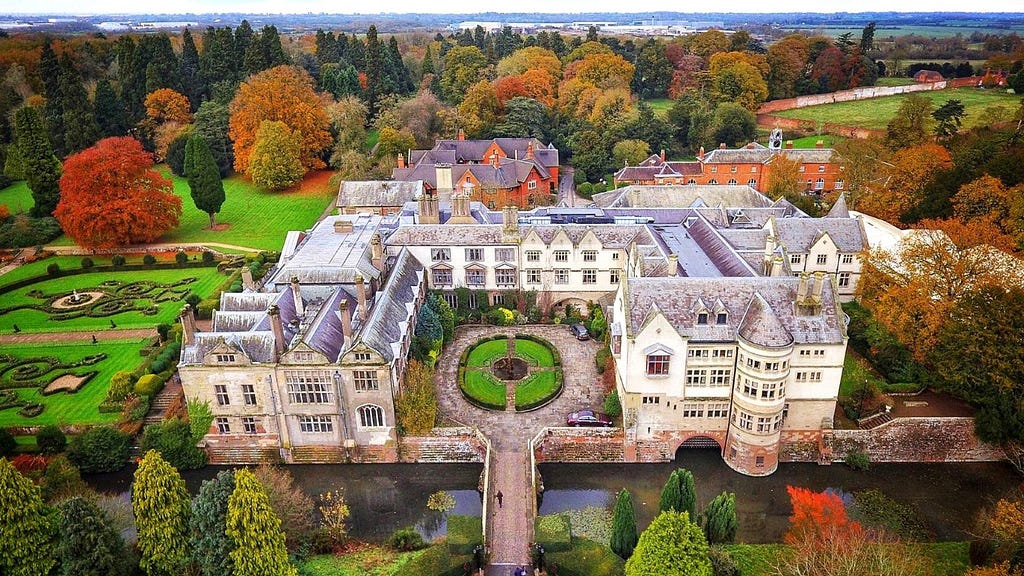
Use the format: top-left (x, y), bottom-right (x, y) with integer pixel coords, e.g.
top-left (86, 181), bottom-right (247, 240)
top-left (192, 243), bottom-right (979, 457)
top-left (46, 262), bottom-right (60, 276)
top-left (546, 538), bottom-right (625, 576)
top-left (708, 546), bottom-right (740, 576)
top-left (185, 292), bottom-right (202, 308)
top-left (175, 251), bottom-right (189, 265)
top-left (388, 527), bottom-right (426, 551)
top-left (107, 371), bottom-right (134, 402)
top-left (595, 347), bottom-right (610, 374)
top-left (844, 449), bottom-right (871, 471)
top-left (111, 254), bottom-right (126, 266)
top-left (36, 425), bottom-right (66, 455)
top-left (535, 514), bottom-right (572, 553)
top-left (202, 250), bottom-right (215, 263)
top-left (149, 359), bottom-right (167, 374)
top-left (135, 373), bottom-right (165, 396)
top-left (393, 544), bottom-right (471, 576)
top-left (603, 388), bottom-right (622, 417)
top-left (142, 254), bottom-right (156, 265)
top-left (66, 426), bottom-right (131, 473)
top-left (702, 492), bottom-right (737, 544)
top-left (140, 418), bottom-right (207, 471)
top-left (156, 324), bottom-right (172, 342)
top-left (41, 454), bottom-right (87, 502)
top-left (446, 515), bottom-right (483, 555)
top-left (80, 257), bottom-right (94, 269)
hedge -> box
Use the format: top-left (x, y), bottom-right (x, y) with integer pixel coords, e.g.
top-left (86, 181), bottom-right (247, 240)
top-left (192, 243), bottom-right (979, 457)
top-left (135, 374), bottom-right (164, 397)
top-left (535, 514), bottom-right (572, 553)
top-left (445, 515), bottom-right (483, 555)
top-left (393, 545), bottom-right (473, 576)
top-left (458, 368), bottom-right (507, 411)
top-left (0, 260), bottom-right (220, 296)
top-left (515, 370), bottom-right (563, 412)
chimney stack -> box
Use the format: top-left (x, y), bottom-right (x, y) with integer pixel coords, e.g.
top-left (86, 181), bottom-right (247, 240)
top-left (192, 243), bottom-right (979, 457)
top-left (457, 128), bottom-right (465, 141)
top-left (659, 149), bottom-right (666, 162)
top-left (339, 298), bottom-right (352, 341)
top-left (241, 265), bottom-right (255, 291)
top-left (290, 276), bottom-right (304, 317)
top-left (719, 142), bottom-right (726, 149)
top-left (268, 305), bottom-right (286, 356)
top-left (785, 140), bottom-right (794, 149)
top-left (491, 154), bottom-right (500, 168)
top-left (815, 140), bottom-right (824, 149)
top-left (796, 273), bottom-right (810, 301)
top-left (418, 192), bottom-right (440, 224)
top-left (812, 271), bottom-right (826, 302)
top-left (525, 141), bottom-right (534, 160)
top-left (503, 206), bottom-right (519, 234)
top-left (698, 146), bottom-right (705, 160)
top-left (448, 184), bottom-right (476, 224)
top-left (397, 153), bottom-right (405, 169)
top-left (355, 274), bottom-right (368, 323)
top-left (667, 254), bottom-right (679, 277)
top-left (180, 304), bottom-right (196, 346)
top-left (370, 233), bottom-right (384, 271)
top-left (434, 163), bottom-right (454, 196)
top-left (334, 219), bottom-right (354, 234)
top-left (770, 256), bottom-right (784, 277)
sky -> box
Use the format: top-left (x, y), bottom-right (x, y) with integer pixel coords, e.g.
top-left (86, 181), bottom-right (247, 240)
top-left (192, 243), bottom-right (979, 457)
top-left (2, 0), bottom-right (1023, 15)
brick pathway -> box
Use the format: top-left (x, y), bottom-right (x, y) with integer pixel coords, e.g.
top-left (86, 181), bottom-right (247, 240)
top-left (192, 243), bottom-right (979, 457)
top-left (436, 325), bottom-right (604, 571)
top-left (0, 327), bottom-right (154, 344)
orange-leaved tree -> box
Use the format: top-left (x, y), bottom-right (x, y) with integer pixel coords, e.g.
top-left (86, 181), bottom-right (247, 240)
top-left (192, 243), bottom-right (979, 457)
top-left (229, 65), bottom-right (331, 176)
top-left (144, 88), bottom-right (192, 125)
top-left (54, 137), bottom-right (181, 248)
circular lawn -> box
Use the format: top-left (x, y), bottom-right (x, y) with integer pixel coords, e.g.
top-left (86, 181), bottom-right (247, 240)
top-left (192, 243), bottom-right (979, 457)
top-left (458, 335), bottom-right (562, 411)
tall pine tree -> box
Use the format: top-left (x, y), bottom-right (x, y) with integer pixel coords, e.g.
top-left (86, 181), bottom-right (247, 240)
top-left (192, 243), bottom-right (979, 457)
top-left (363, 25), bottom-right (385, 116)
top-left (56, 497), bottom-right (131, 576)
top-left (93, 79), bottom-right (127, 138)
top-left (234, 20), bottom-right (254, 75)
top-left (185, 135), bottom-right (226, 227)
top-left (14, 106), bottom-right (61, 217)
top-left (611, 488), bottom-right (638, 560)
top-left (116, 36), bottom-right (147, 125)
top-left (191, 470), bottom-right (236, 576)
top-left (39, 39), bottom-right (65, 156)
top-left (143, 34), bottom-right (181, 94)
top-left (58, 53), bottom-right (99, 155)
top-left (226, 469), bottom-right (298, 576)
top-left (0, 458), bottom-right (56, 576)
top-left (193, 100), bottom-right (234, 176)
top-left (132, 450), bottom-right (192, 576)
top-left (200, 27), bottom-right (237, 96)
top-left (180, 28), bottom-right (204, 109)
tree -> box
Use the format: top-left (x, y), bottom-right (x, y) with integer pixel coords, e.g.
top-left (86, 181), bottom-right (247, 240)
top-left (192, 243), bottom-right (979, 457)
top-left (611, 488), bottom-right (639, 560)
top-left (933, 99), bottom-right (966, 138)
top-left (677, 468), bottom-right (697, 520)
top-left (494, 97), bottom-right (549, 139)
top-left (710, 54), bottom-right (768, 111)
top-left (766, 153), bottom-right (803, 199)
top-left (226, 469), bottom-right (298, 576)
top-left (191, 470), bottom-right (237, 576)
top-left (185, 135), bottom-right (226, 227)
top-left (140, 418), bottom-right (208, 471)
top-left (858, 142), bottom-right (951, 223)
top-left (65, 426), bottom-right (130, 473)
top-left (456, 80), bottom-right (501, 138)
top-left (612, 139), bottom-right (650, 169)
top-left (180, 28), bottom-right (204, 109)
top-left (36, 425), bottom-right (66, 455)
top-left (767, 36), bottom-right (810, 99)
top-left (710, 103), bottom-right (757, 148)
top-left (93, 79), bottom-right (127, 138)
top-left (657, 469), bottom-right (682, 514)
top-left (58, 53), bottom-right (99, 155)
top-left (194, 100), bottom-right (234, 176)
top-left (0, 458), bottom-right (56, 576)
top-left (440, 46), bottom-right (488, 104)
top-left (624, 511), bottom-right (712, 576)
top-left (56, 497), bottom-right (131, 576)
top-left (885, 93), bottom-right (933, 150)
top-left (229, 65), bottom-right (331, 174)
top-left (14, 106), bottom-right (61, 218)
top-left (395, 359), bottom-right (439, 435)
top-left (632, 39), bottom-right (674, 99)
top-left (132, 450), bottom-right (191, 576)
top-left (702, 491), bottom-right (737, 544)
top-left (145, 89), bottom-right (192, 125)
top-left (251, 464), bottom-right (316, 549)
top-left (246, 120), bottom-right (305, 190)
top-left (54, 137), bottom-right (181, 248)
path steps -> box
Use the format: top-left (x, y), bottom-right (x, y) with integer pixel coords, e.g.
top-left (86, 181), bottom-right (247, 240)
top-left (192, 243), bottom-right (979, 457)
top-left (859, 411), bottom-right (895, 429)
top-left (143, 375), bottom-right (183, 427)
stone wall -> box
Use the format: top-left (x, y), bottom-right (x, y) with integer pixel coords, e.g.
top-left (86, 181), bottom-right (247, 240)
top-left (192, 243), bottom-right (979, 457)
top-left (399, 427), bottom-right (486, 463)
top-left (630, 430), bottom-right (728, 463)
top-left (758, 82), bottom-right (947, 114)
top-left (829, 417), bottom-right (1004, 463)
top-left (534, 427), bottom-right (625, 462)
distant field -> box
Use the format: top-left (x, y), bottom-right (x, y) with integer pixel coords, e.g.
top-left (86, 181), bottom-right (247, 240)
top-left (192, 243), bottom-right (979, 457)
top-left (875, 77), bottom-right (916, 87)
top-left (645, 98), bottom-right (673, 118)
top-left (774, 87), bottom-right (1020, 131)
top-left (0, 181), bottom-right (34, 215)
top-left (778, 24), bottom-right (1024, 39)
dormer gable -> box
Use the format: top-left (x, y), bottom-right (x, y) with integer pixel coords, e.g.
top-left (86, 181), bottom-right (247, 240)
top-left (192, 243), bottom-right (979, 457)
top-left (712, 299), bottom-right (729, 325)
top-left (280, 342), bottom-right (327, 365)
top-left (205, 339), bottom-right (250, 366)
top-left (691, 298), bottom-right (710, 326)
top-left (340, 342), bottom-right (384, 366)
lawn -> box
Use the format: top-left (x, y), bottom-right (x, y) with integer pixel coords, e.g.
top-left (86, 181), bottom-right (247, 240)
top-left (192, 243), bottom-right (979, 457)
top-left (775, 87), bottom-right (1021, 131)
top-left (645, 98), bottom-right (673, 118)
top-left (465, 338), bottom-right (507, 367)
top-left (298, 546), bottom-right (424, 576)
top-left (723, 542), bottom-right (969, 575)
top-left (515, 339), bottom-right (555, 366)
top-left (839, 349), bottom-right (890, 398)
top-left (875, 77), bottom-right (918, 87)
top-left (514, 371), bottom-right (559, 410)
top-left (0, 339), bottom-right (147, 427)
top-left (0, 253), bottom-right (186, 289)
top-left (0, 180), bottom-right (33, 214)
top-left (460, 370), bottom-right (506, 409)
top-left (0, 266), bottom-right (226, 333)
top-left (45, 168), bottom-right (337, 251)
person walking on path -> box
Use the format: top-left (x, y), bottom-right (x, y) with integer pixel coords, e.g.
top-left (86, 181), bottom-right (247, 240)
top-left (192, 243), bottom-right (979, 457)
top-left (496, 490), bottom-right (503, 508)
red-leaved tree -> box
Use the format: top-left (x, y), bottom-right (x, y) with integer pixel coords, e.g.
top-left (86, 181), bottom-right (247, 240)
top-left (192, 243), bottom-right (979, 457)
top-left (54, 137), bottom-right (181, 248)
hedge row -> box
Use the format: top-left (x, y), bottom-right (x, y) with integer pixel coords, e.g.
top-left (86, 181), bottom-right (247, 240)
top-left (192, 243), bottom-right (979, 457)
top-left (393, 545), bottom-right (473, 576)
top-left (0, 260), bottom-right (220, 296)
top-left (514, 370), bottom-right (563, 412)
top-left (457, 367), bottom-right (506, 411)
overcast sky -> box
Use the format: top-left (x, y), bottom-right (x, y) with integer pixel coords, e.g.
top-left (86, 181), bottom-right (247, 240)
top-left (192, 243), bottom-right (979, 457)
top-left (3, 0), bottom-right (1023, 15)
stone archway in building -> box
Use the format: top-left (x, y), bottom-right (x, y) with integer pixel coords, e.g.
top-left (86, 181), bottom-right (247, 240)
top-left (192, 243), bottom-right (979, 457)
top-left (673, 435), bottom-right (723, 460)
top-left (551, 297), bottom-right (592, 319)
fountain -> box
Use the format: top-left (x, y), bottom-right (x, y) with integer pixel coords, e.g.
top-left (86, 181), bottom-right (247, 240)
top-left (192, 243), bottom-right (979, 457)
top-left (492, 334), bottom-right (528, 381)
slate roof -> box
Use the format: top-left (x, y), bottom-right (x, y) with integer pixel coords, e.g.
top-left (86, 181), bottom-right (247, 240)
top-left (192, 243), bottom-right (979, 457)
top-left (702, 147), bottom-right (836, 165)
top-left (212, 311), bottom-right (265, 332)
top-left (653, 220), bottom-right (757, 278)
top-left (386, 223), bottom-right (657, 250)
top-left (180, 332), bottom-right (277, 364)
top-left (394, 159), bottom-right (547, 190)
top-left (220, 292), bottom-right (279, 312)
top-left (303, 288), bottom-right (355, 362)
top-left (592, 185), bottom-right (772, 209)
top-left (774, 217), bottom-right (867, 253)
top-left (357, 249), bottom-right (424, 362)
top-left (337, 180), bottom-right (423, 208)
top-left (626, 276), bottom-right (845, 346)
top-left (825, 194), bottom-right (850, 218)
top-left (270, 215), bottom-right (381, 286)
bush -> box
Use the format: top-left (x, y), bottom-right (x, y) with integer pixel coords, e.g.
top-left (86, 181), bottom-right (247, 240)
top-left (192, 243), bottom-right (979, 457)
top-left (388, 527), bottom-right (426, 551)
top-left (80, 257), bottom-right (94, 269)
top-left (46, 262), bottom-right (60, 276)
top-left (0, 215), bottom-right (63, 249)
top-left (202, 250), bottom-right (215, 263)
top-left (536, 514), bottom-right (573, 553)
top-left (66, 426), bottom-right (131, 473)
top-left (595, 347), bottom-right (610, 374)
top-left (546, 538), bottom-right (625, 576)
top-left (111, 254), bottom-right (126, 266)
top-left (142, 254), bottom-right (156, 265)
top-left (393, 544), bottom-right (472, 576)
top-left (0, 428), bottom-right (15, 457)
top-left (135, 373), bottom-right (165, 396)
top-left (844, 449), bottom-right (870, 471)
top-left (603, 388), bottom-right (622, 418)
top-left (36, 425), bottom-right (66, 455)
top-left (175, 251), bottom-right (189, 264)
top-left (41, 454), bottom-right (87, 501)
top-left (149, 359), bottom-right (167, 374)
top-left (708, 546), bottom-right (740, 576)
top-left (140, 418), bottom-right (207, 471)
top-left (446, 515), bottom-right (482, 555)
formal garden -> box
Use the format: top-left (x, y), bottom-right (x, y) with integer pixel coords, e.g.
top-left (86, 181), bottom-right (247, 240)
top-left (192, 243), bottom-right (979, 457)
top-left (458, 334), bottom-right (563, 412)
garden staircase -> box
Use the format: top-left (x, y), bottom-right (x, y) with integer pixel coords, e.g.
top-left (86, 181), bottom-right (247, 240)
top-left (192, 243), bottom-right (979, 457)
top-left (143, 375), bottom-right (183, 426)
top-left (858, 410), bottom-right (895, 430)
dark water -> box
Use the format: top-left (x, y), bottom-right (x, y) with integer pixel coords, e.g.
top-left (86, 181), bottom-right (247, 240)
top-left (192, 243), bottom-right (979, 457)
top-left (538, 449), bottom-right (1022, 543)
top-left (85, 463), bottom-right (484, 542)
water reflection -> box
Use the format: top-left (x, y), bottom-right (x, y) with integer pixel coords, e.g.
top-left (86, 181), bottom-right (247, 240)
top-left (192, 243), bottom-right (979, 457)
top-left (84, 462), bottom-right (484, 543)
top-left (539, 449), bottom-right (1021, 543)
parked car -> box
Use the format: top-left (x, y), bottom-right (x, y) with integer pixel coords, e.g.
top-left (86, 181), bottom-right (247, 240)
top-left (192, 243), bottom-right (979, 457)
top-left (566, 410), bottom-right (613, 427)
top-left (569, 323), bottom-right (589, 340)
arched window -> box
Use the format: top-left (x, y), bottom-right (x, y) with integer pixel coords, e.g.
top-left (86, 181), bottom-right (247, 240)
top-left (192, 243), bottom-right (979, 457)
top-left (708, 179), bottom-right (718, 185)
top-left (358, 404), bottom-right (385, 427)
top-left (727, 178), bottom-right (737, 185)
top-left (748, 178), bottom-right (757, 187)
top-left (815, 178), bottom-right (825, 190)
top-left (687, 179), bottom-right (696, 185)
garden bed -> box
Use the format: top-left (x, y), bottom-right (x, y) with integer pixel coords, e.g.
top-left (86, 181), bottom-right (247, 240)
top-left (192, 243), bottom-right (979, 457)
top-left (459, 335), bottom-right (562, 412)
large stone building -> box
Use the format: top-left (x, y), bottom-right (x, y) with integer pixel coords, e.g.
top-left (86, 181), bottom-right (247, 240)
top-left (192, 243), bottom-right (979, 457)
top-left (178, 181), bottom-right (865, 474)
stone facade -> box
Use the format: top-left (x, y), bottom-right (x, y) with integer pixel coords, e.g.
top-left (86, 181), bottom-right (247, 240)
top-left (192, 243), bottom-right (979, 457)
top-left (829, 418), bottom-right (1004, 463)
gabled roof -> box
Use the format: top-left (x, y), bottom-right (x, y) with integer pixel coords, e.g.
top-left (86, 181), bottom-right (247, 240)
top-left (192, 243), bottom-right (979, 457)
top-left (825, 194), bottom-right (850, 219)
top-left (357, 249), bottom-right (424, 362)
top-left (337, 180), bottom-right (422, 208)
top-left (738, 293), bottom-right (794, 347)
top-left (774, 217), bottom-right (867, 253)
top-left (592, 185), bottom-right (773, 210)
top-left (180, 332), bottom-right (277, 364)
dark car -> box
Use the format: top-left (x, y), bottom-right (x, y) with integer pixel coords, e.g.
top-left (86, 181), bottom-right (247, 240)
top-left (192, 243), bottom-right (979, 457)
top-left (569, 324), bottom-right (589, 340)
top-left (567, 410), bottom-right (613, 427)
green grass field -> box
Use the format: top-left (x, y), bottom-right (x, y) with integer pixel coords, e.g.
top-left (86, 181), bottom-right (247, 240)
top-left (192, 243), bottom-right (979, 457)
top-left (724, 542), bottom-right (969, 575)
top-left (0, 339), bottom-right (147, 427)
top-left (0, 253), bottom-right (184, 289)
top-left (514, 371), bottom-right (558, 409)
top-left (461, 370), bottom-right (507, 409)
top-left (875, 77), bottom-right (917, 87)
top-left (645, 98), bottom-right (673, 118)
top-left (839, 349), bottom-right (890, 398)
top-left (0, 180), bottom-right (33, 215)
top-left (775, 87), bottom-right (1020, 131)
top-left (0, 266), bottom-right (226, 333)
top-left (298, 546), bottom-right (425, 576)
top-left (465, 338), bottom-right (556, 367)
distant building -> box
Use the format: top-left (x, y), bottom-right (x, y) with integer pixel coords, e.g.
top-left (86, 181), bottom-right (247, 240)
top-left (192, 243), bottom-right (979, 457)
top-left (913, 70), bottom-right (944, 83)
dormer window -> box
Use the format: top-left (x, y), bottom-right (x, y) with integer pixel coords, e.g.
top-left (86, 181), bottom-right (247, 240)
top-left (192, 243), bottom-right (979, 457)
top-left (216, 354), bottom-right (236, 363)
top-left (716, 312), bottom-right (728, 325)
top-left (697, 312), bottom-right (709, 325)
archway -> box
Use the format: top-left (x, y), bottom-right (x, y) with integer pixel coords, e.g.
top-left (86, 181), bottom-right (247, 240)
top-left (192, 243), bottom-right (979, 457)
top-left (673, 436), bottom-right (722, 460)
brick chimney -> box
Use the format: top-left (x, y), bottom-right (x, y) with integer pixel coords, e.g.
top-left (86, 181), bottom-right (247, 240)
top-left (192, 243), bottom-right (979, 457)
top-left (370, 233), bottom-right (384, 271)
top-left (812, 271), bottom-right (826, 302)
top-left (418, 191), bottom-right (440, 224)
top-left (241, 265), bottom-right (255, 291)
top-left (770, 255), bottom-right (784, 277)
top-left (355, 274), bottom-right (368, 323)
top-left (667, 254), bottom-right (679, 277)
top-left (785, 140), bottom-right (794, 149)
top-left (796, 272), bottom-right (810, 301)
top-left (397, 153), bottom-right (405, 169)
top-left (180, 304), bottom-right (196, 346)
top-left (698, 146), bottom-right (705, 160)
top-left (457, 128), bottom-right (465, 141)
top-left (659, 149), bottom-right (665, 162)
top-left (490, 154), bottom-right (500, 168)
top-left (339, 298), bottom-right (352, 341)
top-left (268, 305), bottom-right (286, 356)
top-left (525, 141), bottom-right (534, 160)
top-left (290, 276), bottom-right (304, 318)
top-left (815, 140), bottom-right (824, 149)
top-left (719, 142), bottom-right (726, 149)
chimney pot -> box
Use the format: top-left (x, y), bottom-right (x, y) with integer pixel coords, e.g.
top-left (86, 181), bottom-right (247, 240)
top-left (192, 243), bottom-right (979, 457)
top-left (698, 146), bottom-right (705, 160)
top-left (180, 304), bottom-right (196, 346)
top-left (667, 254), bottom-right (679, 277)
top-left (355, 275), bottom-right (368, 323)
top-left (815, 140), bottom-right (824, 149)
top-left (785, 140), bottom-right (794, 149)
top-left (268, 305), bottom-right (286, 355)
top-left (719, 142), bottom-right (726, 149)
top-left (457, 128), bottom-right (465, 140)
top-left (290, 276), bottom-right (304, 317)
top-left (339, 299), bottom-right (352, 341)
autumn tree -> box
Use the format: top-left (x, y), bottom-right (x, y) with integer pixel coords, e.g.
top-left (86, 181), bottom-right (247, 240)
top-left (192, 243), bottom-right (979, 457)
top-left (191, 470), bottom-right (237, 576)
top-left (54, 137), bottom-right (181, 248)
top-left (395, 359), bottom-right (438, 435)
top-left (14, 106), bottom-right (62, 218)
top-left (56, 496), bottom-right (131, 576)
top-left (248, 120), bottom-right (305, 190)
top-left (456, 80), bottom-right (501, 138)
top-left (767, 35), bottom-right (810, 99)
top-left (885, 93), bottom-right (933, 150)
top-left (132, 450), bottom-right (192, 576)
top-left (766, 152), bottom-right (803, 199)
top-left (440, 45), bottom-right (488, 104)
top-left (251, 464), bottom-right (316, 549)
top-left (145, 88), bottom-right (192, 125)
top-left (0, 458), bottom-right (56, 576)
top-left (709, 51), bottom-right (769, 111)
top-left (611, 488), bottom-right (639, 560)
top-left (229, 65), bottom-right (331, 174)
top-left (326, 96), bottom-right (368, 164)
top-left (625, 511), bottom-right (711, 576)
top-left (185, 135), bottom-right (226, 227)
top-left (227, 468), bottom-right (298, 576)
top-left (859, 142), bottom-right (952, 223)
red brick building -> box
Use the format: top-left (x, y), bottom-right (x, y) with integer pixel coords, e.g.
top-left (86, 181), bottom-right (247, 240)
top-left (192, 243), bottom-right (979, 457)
top-left (392, 132), bottom-right (561, 209)
top-left (614, 142), bottom-right (845, 195)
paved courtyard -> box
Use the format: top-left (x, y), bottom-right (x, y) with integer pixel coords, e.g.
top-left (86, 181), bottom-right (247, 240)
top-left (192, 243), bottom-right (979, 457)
top-left (434, 324), bottom-right (605, 572)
